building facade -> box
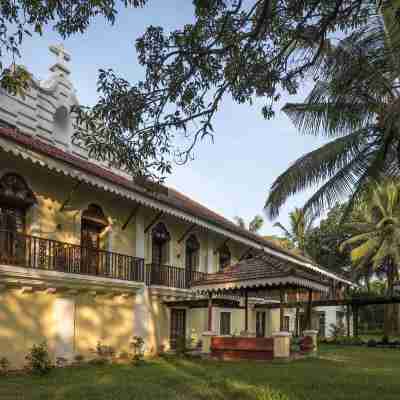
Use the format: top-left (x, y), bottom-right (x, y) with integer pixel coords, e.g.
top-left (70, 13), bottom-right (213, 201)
top-left (0, 46), bottom-right (349, 369)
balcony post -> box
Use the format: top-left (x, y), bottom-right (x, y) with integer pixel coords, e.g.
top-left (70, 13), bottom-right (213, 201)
top-left (135, 214), bottom-right (145, 259)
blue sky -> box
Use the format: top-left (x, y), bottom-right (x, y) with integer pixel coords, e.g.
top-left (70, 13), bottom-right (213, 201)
top-left (16, 1), bottom-right (328, 236)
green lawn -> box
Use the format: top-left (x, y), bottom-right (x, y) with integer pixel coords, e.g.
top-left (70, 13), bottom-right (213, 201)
top-left (1, 346), bottom-right (399, 400)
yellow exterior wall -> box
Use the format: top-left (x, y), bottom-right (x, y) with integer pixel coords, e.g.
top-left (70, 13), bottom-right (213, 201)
top-left (188, 309), bottom-right (207, 345)
top-left (0, 287), bottom-right (138, 369)
top-left (0, 151), bottom-right (263, 369)
top-left (74, 294), bottom-right (135, 357)
top-left (0, 152), bottom-right (137, 257)
top-left (0, 288), bottom-right (56, 368)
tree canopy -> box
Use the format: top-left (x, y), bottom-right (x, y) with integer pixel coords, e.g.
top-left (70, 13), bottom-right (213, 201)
top-left (234, 214), bottom-right (264, 233)
top-left (1, 0), bottom-right (380, 179)
top-left (265, 3), bottom-right (400, 219)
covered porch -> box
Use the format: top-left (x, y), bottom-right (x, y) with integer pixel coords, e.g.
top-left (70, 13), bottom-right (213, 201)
top-left (189, 252), bottom-right (342, 360)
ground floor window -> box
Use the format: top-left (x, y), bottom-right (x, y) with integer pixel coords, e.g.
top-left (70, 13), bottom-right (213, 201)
top-left (220, 312), bottom-right (231, 335)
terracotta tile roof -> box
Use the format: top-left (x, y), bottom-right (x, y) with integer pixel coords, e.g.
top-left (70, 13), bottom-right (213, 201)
top-left (0, 126), bottom-right (315, 259)
top-left (0, 126), bottom-right (350, 284)
top-left (191, 252), bottom-right (328, 287)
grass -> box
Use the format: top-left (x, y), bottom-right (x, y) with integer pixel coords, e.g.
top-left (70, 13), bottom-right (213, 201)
top-left (1, 345), bottom-right (399, 400)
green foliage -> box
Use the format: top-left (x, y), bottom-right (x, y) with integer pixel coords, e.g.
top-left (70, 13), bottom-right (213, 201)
top-left (306, 203), bottom-right (352, 273)
top-left (3, 347), bottom-right (400, 399)
top-left (88, 357), bottom-right (109, 366)
top-left (329, 322), bottom-right (346, 339)
top-left (382, 335), bottom-right (390, 345)
top-left (130, 336), bottom-right (145, 365)
top-left (0, 1), bottom-right (147, 95)
top-left (273, 207), bottom-right (315, 254)
top-left (25, 342), bottom-right (53, 375)
top-left (265, 13), bottom-right (400, 219)
top-left (55, 357), bottom-right (69, 368)
top-left (94, 341), bottom-right (115, 359)
top-left (73, 354), bottom-right (85, 365)
top-left (175, 336), bottom-right (193, 356)
top-left (340, 179), bottom-right (400, 294)
top-left (119, 351), bottom-right (130, 360)
top-left (234, 215), bottom-right (264, 233)
top-left (74, 1), bottom-right (376, 178)
top-left (0, 356), bottom-right (10, 374)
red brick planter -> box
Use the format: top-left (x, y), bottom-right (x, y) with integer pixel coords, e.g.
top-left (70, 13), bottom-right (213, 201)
top-left (210, 337), bottom-right (274, 361)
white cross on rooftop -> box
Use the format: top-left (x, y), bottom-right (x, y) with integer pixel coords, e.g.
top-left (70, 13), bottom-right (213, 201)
top-left (49, 44), bottom-right (71, 65)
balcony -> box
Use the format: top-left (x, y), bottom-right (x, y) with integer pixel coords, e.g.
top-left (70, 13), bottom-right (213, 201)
top-left (0, 230), bottom-right (145, 282)
top-left (146, 263), bottom-right (208, 289)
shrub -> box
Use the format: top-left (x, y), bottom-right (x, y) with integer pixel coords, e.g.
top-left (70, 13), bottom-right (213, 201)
top-left (329, 322), bottom-right (346, 338)
top-left (290, 337), bottom-right (301, 352)
top-left (94, 341), bottom-right (115, 358)
top-left (119, 351), bottom-right (130, 360)
top-left (0, 357), bottom-right (10, 375)
top-left (175, 335), bottom-right (194, 356)
top-left (88, 357), bottom-right (108, 366)
top-left (25, 342), bottom-right (53, 375)
top-left (381, 335), bottom-right (390, 345)
top-left (74, 354), bottom-right (85, 364)
top-left (55, 357), bottom-right (68, 368)
top-left (367, 339), bottom-right (377, 347)
top-left (130, 336), bottom-right (145, 365)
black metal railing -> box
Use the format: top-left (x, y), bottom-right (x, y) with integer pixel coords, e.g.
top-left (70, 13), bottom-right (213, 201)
top-left (0, 230), bottom-right (145, 282)
top-left (146, 263), bottom-right (208, 289)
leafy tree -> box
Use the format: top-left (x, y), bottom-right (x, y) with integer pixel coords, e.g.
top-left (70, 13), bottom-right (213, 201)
top-left (75, 0), bottom-right (378, 178)
top-left (0, 1), bottom-right (147, 95)
top-left (273, 207), bottom-right (315, 254)
top-left (1, 1), bottom-right (379, 178)
top-left (305, 203), bottom-right (352, 274)
top-left (340, 179), bottom-right (400, 295)
top-left (340, 179), bottom-right (400, 335)
top-left (265, 8), bottom-right (400, 219)
top-left (263, 235), bottom-right (295, 251)
top-left (234, 214), bottom-right (264, 233)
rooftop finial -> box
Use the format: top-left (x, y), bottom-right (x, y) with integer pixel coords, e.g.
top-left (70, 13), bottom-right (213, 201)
top-left (49, 44), bottom-right (71, 74)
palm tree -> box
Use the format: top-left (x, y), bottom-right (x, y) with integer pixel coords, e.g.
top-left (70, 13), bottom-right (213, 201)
top-left (234, 215), bottom-right (264, 233)
top-left (273, 208), bottom-right (315, 255)
top-left (340, 179), bottom-right (400, 334)
top-left (265, 16), bottom-right (400, 220)
top-left (340, 180), bottom-right (400, 292)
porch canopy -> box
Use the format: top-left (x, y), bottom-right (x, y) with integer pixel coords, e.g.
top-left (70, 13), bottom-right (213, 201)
top-left (191, 252), bottom-right (339, 333)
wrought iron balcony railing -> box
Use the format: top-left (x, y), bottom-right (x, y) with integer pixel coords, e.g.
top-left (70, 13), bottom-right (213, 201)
top-left (0, 230), bottom-right (145, 282)
top-left (146, 263), bottom-right (208, 289)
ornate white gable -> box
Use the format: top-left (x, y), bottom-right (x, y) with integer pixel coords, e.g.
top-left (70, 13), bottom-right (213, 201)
top-left (0, 44), bottom-right (80, 150)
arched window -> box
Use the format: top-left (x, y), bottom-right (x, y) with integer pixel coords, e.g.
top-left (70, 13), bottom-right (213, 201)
top-left (219, 244), bottom-right (231, 270)
top-left (185, 234), bottom-right (200, 273)
top-left (0, 173), bottom-right (35, 264)
top-left (81, 204), bottom-right (108, 275)
top-left (152, 222), bottom-right (170, 265)
top-left (0, 173), bottom-right (36, 233)
top-left (81, 204), bottom-right (108, 249)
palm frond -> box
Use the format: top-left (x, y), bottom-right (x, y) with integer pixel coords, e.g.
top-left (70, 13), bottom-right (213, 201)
top-left (265, 127), bottom-right (374, 219)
